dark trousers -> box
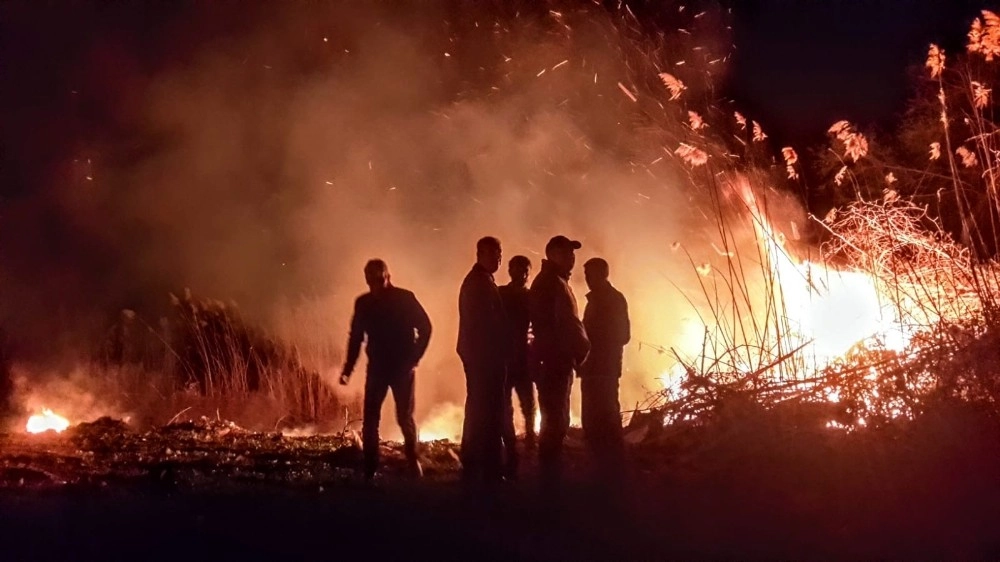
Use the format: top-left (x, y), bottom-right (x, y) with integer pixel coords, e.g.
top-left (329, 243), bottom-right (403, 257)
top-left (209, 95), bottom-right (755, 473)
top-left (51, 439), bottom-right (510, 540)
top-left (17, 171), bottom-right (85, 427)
top-left (461, 361), bottom-right (506, 481)
top-left (581, 376), bottom-right (625, 477)
top-left (362, 366), bottom-right (417, 478)
top-left (501, 363), bottom-right (536, 473)
top-left (536, 362), bottom-right (573, 481)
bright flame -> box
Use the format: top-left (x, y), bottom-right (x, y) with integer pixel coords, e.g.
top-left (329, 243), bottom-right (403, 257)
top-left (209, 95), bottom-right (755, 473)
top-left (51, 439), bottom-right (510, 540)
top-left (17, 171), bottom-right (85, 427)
top-left (419, 402), bottom-right (464, 442)
top-left (656, 178), bottom-right (924, 428)
top-left (776, 259), bottom-right (911, 362)
top-left (26, 408), bottom-right (71, 434)
top-left (744, 180), bottom-right (913, 368)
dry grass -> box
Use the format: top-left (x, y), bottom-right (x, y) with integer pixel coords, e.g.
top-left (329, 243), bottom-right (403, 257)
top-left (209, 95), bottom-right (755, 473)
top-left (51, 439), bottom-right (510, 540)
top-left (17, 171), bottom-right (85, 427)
top-left (80, 291), bottom-right (349, 431)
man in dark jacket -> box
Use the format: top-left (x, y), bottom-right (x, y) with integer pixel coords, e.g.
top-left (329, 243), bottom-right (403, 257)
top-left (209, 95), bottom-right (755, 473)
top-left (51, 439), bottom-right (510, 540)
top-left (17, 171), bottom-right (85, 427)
top-left (340, 259), bottom-right (432, 481)
top-left (530, 235), bottom-right (590, 483)
top-left (458, 236), bottom-right (507, 483)
top-left (580, 257), bottom-right (630, 479)
top-left (499, 255), bottom-right (534, 478)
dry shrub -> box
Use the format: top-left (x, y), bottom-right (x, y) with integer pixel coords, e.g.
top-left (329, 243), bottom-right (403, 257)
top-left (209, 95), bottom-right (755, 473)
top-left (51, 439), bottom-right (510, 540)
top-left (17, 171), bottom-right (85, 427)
top-left (821, 200), bottom-right (989, 327)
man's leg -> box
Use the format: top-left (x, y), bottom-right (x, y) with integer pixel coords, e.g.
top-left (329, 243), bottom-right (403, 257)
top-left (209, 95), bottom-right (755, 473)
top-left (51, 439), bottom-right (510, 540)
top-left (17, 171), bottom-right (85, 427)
top-left (362, 372), bottom-right (391, 479)
top-left (512, 365), bottom-right (536, 447)
top-left (479, 363), bottom-right (506, 482)
top-left (585, 376), bottom-right (625, 480)
top-left (537, 365), bottom-right (572, 483)
top-left (581, 376), bottom-right (600, 454)
top-left (601, 377), bottom-right (625, 457)
top-left (501, 377), bottom-right (518, 478)
top-left (537, 367), bottom-right (556, 475)
top-left (389, 368), bottom-right (420, 473)
top-left (461, 365), bottom-right (484, 481)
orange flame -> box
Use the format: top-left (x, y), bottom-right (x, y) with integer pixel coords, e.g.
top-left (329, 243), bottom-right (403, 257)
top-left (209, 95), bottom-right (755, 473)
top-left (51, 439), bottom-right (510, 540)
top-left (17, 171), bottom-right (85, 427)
top-left (743, 181), bottom-right (913, 365)
top-left (658, 177), bottom-right (918, 427)
top-left (26, 408), bottom-right (71, 434)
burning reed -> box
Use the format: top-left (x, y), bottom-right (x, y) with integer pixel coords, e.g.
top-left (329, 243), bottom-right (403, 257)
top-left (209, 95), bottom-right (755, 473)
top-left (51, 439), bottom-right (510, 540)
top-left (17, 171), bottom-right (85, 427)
top-left (637, 11), bottom-right (1000, 433)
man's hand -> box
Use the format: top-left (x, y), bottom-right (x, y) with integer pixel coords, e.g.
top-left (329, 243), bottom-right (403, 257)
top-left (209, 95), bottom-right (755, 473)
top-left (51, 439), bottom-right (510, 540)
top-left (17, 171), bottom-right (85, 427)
top-left (339, 371), bottom-right (351, 386)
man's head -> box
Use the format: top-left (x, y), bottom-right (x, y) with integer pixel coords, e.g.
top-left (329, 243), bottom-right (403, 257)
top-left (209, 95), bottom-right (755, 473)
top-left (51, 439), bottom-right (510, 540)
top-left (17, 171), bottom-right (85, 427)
top-left (583, 257), bottom-right (610, 291)
top-left (364, 259), bottom-right (391, 292)
top-left (476, 236), bottom-right (503, 274)
top-left (545, 235), bottom-right (582, 273)
top-left (507, 255), bottom-right (531, 287)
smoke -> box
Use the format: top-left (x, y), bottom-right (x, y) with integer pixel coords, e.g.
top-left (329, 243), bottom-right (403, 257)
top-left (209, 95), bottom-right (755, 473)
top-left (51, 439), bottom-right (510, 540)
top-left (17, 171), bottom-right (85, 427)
top-left (1, 1), bottom-right (744, 424)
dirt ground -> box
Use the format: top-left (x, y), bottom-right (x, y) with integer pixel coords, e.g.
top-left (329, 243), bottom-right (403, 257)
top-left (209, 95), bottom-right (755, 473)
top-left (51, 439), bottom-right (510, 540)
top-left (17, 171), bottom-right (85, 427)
top-left (2, 411), bottom-right (1000, 560)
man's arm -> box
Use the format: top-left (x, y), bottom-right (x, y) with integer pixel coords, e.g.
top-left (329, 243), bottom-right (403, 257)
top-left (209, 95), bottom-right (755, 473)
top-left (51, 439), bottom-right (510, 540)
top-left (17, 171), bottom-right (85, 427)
top-left (560, 290), bottom-right (590, 367)
top-left (341, 297), bottom-right (366, 381)
top-left (409, 292), bottom-right (432, 366)
top-left (458, 274), bottom-right (491, 364)
top-left (617, 292), bottom-right (631, 347)
top-left (569, 314), bottom-right (590, 367)
top-left (457, 277), bottom-right (472, 362)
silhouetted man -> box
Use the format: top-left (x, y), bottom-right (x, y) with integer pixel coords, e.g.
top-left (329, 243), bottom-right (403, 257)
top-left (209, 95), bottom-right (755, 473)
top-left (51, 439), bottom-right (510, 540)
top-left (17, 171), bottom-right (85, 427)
top-left (530, 235), bottom-right (589, 484)
top-left (340, 259), bottom-right (432, 481)
top-left (580, 257), bottom-right (630, 480)
top-left (458, 236), bottom-right (508, 484)
top-left (499, 255), bottom-right (535, 478)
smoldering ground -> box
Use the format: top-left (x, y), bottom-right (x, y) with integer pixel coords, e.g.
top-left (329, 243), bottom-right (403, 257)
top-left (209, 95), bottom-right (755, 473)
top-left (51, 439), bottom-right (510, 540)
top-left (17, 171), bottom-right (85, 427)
top-left (0, 1), bottom-right (774, 428)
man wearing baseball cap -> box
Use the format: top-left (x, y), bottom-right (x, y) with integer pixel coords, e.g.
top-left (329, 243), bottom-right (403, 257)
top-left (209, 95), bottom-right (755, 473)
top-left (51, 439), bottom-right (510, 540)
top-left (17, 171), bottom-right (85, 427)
top-left (529, 235), bottom-right (590, 485)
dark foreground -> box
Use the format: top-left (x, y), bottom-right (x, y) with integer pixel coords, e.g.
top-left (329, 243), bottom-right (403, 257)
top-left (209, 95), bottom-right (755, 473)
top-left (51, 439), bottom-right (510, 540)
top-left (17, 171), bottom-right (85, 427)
top-left (3, 408), bottom-right (1000, 560)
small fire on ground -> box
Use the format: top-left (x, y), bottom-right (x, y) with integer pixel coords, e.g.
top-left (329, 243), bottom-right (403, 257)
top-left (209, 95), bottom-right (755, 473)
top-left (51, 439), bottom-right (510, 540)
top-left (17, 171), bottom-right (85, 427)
top-left (26, 409), bottom-right (71, 434)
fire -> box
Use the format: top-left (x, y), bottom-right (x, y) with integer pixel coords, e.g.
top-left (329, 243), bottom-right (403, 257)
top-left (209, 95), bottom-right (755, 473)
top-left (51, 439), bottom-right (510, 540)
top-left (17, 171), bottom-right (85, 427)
top-left (657, 178), bottom-right (921, 424)
top-left (418, 401), bottom-right (581, 442)
top-left (419, 403), bottom-right (463, 442)
top-left (772, 255), bottom-right (911, 364)
top-left (26, 408), bottom-right (71, 434)
top-left (744, 179), bottom-right (912, 368)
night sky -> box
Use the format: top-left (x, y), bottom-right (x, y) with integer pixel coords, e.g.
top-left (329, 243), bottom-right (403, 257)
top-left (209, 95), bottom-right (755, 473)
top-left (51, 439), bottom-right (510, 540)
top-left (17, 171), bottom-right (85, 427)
top-left (1, 1), bottom-right (991, 188)
top-left (1, 1), bottom-right (991, 195)
top-left (729, 0), bottom-right (986, 145)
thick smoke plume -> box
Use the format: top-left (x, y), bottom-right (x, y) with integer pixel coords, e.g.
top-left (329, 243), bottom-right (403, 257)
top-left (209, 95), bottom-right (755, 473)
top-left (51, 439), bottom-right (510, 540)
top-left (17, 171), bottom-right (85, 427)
top-left (1, 1), bottom-right (751, 427)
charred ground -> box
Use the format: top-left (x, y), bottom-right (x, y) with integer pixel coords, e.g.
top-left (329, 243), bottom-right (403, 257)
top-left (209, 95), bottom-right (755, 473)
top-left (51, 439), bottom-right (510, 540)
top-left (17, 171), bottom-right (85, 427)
top-left (3, 406), bottom-right (1000, 560)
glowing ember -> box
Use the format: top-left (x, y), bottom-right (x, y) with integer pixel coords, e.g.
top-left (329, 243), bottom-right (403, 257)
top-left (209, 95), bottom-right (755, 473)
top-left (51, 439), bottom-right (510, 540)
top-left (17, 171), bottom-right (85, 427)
top-left (26, 409), bottom-right (71, 434)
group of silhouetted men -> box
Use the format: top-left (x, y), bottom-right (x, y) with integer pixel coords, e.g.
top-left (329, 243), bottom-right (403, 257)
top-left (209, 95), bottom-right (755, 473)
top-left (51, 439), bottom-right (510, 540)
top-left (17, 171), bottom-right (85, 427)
top-left (340, 235), bottom-right (630, 486)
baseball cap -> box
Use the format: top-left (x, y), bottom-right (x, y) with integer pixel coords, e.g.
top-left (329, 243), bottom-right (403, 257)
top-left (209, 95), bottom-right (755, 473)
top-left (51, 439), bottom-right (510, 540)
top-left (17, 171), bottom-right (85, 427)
top-left (545, 235), bottom-right (582, 253)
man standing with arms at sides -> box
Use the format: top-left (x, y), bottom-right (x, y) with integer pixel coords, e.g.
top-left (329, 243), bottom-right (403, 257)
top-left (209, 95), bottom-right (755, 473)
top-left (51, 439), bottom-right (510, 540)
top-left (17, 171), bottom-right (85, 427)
top-left (457, 236), bottom-right (508, 485)
top-left (580, 257), bottom-right (630, 482)
top-left (499, 255), bottom-right (535, 479)
top-left (340, 259), bottom-right (432, 483)
top-left (530, 235), bottom-right (590, 485)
